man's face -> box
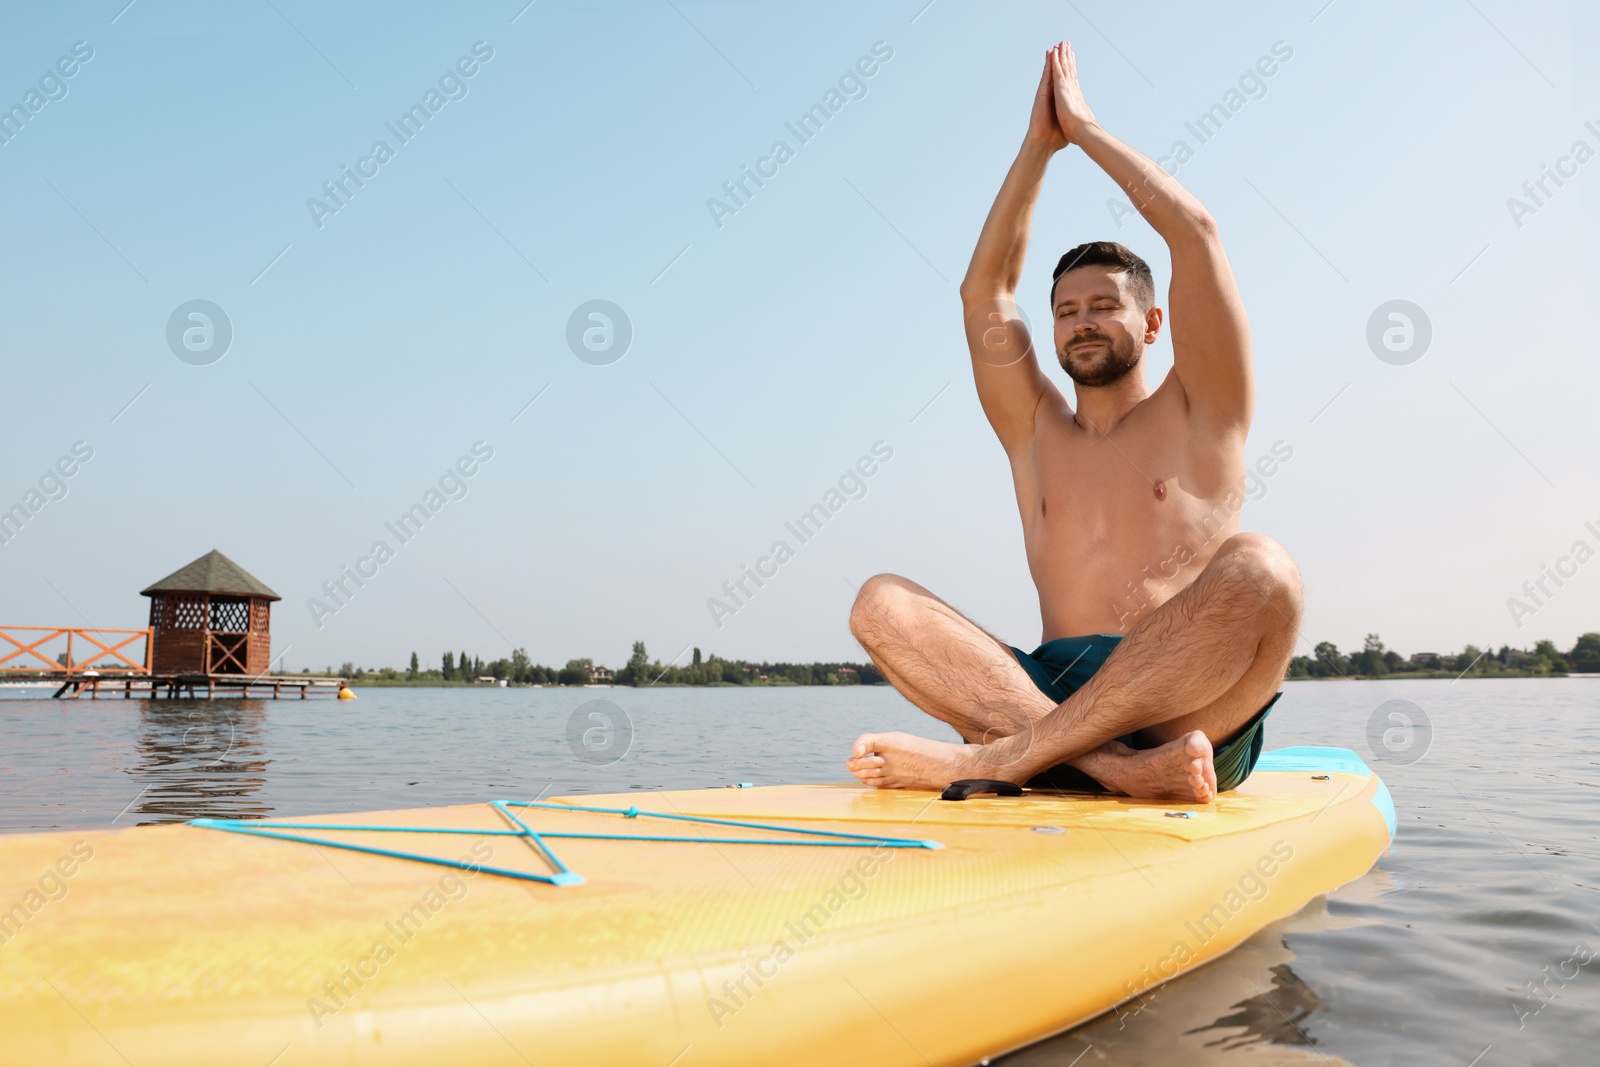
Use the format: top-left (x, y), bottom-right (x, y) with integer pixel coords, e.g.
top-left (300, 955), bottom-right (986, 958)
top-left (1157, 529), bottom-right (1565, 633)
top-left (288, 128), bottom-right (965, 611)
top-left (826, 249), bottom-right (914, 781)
top-left (1051, 268), bottom-right (1153, 387)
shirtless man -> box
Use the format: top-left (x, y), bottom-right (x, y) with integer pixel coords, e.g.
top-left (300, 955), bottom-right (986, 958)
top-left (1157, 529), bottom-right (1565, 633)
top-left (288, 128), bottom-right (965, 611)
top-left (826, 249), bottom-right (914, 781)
top-left (844, 42), bottom-right (1302, 803)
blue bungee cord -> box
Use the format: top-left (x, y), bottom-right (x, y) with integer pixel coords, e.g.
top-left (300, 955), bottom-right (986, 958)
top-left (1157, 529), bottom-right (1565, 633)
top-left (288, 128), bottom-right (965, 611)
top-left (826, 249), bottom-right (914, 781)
top-left (190, 795), bottom-right (941, 888)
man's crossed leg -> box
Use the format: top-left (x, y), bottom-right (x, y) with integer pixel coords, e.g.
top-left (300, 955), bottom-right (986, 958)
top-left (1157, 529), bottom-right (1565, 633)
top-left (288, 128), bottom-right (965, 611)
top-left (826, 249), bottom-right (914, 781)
top-left (844, 533), bottom-right (1303, 802)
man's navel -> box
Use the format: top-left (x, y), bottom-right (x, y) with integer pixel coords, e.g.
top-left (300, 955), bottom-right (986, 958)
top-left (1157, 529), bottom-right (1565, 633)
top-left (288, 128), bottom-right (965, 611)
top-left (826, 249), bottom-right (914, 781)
top-left (1041, 497), bottom-right (1047, 517)
top-left (1154, 479), bottom-right (1168, 501)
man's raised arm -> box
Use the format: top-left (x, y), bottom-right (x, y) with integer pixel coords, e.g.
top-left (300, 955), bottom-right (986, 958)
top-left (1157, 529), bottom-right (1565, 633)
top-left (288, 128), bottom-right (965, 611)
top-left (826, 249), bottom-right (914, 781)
top-left (959, 54), bottom-right (1069, 456)
top-left (1050, 42), bottom-right (1253, 431)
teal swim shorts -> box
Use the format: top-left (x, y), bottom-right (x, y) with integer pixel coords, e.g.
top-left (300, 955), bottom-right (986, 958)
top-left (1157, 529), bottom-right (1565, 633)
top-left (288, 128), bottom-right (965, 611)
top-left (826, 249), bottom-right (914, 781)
top-left (1005, 634), bottom-right (1279, 794)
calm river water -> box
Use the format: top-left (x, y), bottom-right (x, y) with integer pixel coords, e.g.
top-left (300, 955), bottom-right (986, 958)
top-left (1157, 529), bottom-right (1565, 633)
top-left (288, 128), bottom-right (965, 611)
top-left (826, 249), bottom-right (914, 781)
top-left (2, 678), bottom-right (1596, 1064)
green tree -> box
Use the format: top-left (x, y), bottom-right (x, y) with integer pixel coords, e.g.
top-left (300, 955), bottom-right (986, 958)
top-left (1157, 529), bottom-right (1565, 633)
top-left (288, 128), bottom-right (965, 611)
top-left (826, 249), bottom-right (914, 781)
top-left (626, 641), bottom-right (649, 686)
top-left (1569, 632), bottom-right (1600, 673)
top-left (511, 648), bottom-right (531, 683)
top-left (1312, 642), bottom-right (1345, 677)
top-left (1349, 634), bottom-right (1387, 677)
top-left (442, 651), bottom-right (456, 680)
top-left (1531, 639), bottom-right (1567, 675)
top-left (407, 652), bottom-right (419, 680)
top-left (692, 647), bottom-right (702, 667)
top-left (560, 658), bottom-right (593, 685)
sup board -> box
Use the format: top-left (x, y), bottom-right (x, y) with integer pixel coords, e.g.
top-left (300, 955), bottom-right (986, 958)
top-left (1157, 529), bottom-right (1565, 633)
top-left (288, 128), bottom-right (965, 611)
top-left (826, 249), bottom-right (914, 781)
top-left (0, 745), bottom-right (1393, 1066)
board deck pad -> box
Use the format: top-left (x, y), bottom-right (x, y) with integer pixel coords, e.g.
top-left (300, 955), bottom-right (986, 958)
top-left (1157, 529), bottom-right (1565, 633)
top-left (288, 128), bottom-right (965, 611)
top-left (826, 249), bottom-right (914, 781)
top-left (0, 746), bottom-right (1392, 1067)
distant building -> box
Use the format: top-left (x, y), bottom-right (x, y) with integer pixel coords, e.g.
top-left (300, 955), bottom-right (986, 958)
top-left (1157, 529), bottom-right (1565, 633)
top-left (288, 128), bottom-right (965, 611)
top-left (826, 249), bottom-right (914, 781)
top-left (141, 550), bottom-right (280, 676)
top-left (588, 664), bottom-right (613, 683)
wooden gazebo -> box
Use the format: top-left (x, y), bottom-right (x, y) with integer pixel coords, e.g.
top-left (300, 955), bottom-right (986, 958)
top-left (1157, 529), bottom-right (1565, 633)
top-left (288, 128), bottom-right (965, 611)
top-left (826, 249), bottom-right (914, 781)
top-left (141, 550), bottom-right (280, 676)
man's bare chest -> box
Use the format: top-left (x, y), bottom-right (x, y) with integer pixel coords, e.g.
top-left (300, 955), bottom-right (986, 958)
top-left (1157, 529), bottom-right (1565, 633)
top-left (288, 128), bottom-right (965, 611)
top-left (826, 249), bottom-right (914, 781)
top-left (1018, 410), bottom-right (1239, 550)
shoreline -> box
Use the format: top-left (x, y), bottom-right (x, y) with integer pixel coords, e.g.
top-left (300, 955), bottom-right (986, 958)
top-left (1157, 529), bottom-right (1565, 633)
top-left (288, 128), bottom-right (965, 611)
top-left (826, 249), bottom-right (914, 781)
top-left (340, 672), bottom-right (1595, 688)
top-left (338, 678), bottom-right (876, 689)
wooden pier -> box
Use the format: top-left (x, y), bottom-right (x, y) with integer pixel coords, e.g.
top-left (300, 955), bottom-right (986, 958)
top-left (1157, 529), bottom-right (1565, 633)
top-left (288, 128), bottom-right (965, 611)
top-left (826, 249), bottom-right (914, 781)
top-left (3, 552), bottom-right (336, 701)
top-left (48, 674), bottom-right (348, 700)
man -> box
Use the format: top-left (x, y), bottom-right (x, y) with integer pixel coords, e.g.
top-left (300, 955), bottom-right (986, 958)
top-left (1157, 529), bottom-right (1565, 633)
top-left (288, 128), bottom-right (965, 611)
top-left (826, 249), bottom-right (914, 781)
top-left (845, 42), bottom-right (1302, 802)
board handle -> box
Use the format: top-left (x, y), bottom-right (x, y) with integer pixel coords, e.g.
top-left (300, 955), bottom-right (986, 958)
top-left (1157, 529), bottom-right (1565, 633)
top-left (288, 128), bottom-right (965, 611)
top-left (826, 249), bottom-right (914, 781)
top-left (940, 779), bottom-right (1023, 801)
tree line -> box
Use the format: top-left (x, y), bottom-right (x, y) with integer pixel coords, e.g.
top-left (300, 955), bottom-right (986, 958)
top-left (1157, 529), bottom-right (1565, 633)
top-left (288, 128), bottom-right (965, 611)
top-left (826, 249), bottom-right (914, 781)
top-left (325, 632), bottom-right (1600, 685)
top-left (335, 643), bottom-right (886, 687)
top-left (1289, 633), bottom-right (1600, 679)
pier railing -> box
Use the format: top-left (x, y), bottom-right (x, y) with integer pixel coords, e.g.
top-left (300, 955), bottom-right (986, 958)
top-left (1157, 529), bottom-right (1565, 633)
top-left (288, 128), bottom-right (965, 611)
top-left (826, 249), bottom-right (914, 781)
top-left (0, 626), bottom-right (153, 676)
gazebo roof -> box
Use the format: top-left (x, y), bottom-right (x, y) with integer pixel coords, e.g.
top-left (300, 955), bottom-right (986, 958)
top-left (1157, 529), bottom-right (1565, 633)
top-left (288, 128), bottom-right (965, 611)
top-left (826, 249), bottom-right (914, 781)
top-left (140, 550), bottom-right (281, 601)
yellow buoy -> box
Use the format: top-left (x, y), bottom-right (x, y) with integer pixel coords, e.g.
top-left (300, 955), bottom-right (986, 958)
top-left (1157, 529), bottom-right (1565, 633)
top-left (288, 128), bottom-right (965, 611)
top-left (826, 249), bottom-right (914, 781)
top-left (337, 686), bottom-right (356, 700)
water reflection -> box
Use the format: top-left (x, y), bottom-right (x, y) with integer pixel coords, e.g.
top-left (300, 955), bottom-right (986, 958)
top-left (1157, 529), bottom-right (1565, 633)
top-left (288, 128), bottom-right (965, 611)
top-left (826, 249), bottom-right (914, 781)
top-left (995, 895), bottom-right (1360, 1066)
top-left (1184, 963), bottom-right (1321, 1050)
top-left (130, 699), bottom-right (272, 824)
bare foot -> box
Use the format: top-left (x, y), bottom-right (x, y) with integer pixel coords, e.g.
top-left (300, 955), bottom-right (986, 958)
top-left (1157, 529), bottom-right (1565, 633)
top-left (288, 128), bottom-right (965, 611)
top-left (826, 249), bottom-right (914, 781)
top-left (846, 731), bottom-right (998, 791)
top-left (1074, 731), bottom-right (1217, 803)
top-left (846, 728), bottom-right (1217, 801)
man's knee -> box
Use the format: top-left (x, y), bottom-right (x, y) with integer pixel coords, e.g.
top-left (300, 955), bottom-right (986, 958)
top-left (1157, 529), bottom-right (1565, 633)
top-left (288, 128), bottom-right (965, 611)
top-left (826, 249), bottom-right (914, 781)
top-left (850, 573), bottom-right (919, 643)
top-left (1211, 533), bottom-right (1303, 617)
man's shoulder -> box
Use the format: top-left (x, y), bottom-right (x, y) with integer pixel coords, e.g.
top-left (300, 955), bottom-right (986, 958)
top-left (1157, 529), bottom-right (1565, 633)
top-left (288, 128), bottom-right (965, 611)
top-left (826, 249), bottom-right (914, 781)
top-left (1107, 374), bottom-right (1197, 436)
top-left (1147, 370), bottom-right (1249, 441)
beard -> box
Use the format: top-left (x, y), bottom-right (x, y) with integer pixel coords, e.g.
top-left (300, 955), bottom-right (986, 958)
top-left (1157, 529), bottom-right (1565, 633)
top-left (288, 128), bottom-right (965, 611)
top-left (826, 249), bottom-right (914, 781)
top-left (1058, 331), bottom-right (1142, 387)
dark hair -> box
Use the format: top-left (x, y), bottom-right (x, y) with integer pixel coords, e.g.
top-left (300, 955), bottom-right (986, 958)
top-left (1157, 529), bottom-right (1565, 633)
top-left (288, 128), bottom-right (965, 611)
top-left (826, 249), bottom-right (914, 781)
top-left (1050, 241), bottom-right (1154, 311)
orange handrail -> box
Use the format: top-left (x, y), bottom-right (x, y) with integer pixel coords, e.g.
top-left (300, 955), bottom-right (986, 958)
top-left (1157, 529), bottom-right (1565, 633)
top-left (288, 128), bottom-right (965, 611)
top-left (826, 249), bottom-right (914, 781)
top-left (0, 626), bottom-right (153, 675)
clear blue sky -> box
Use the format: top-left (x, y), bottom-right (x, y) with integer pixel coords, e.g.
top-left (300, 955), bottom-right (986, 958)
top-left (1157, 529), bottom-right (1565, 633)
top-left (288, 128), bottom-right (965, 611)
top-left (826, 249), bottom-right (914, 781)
top-left (1, 0), bottom-right (1595, 672)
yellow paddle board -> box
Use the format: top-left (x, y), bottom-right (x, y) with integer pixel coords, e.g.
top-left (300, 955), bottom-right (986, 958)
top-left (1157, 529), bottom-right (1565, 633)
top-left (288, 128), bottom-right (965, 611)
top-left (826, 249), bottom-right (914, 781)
top-left (0, 746), bottom-right (1392, 1066)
